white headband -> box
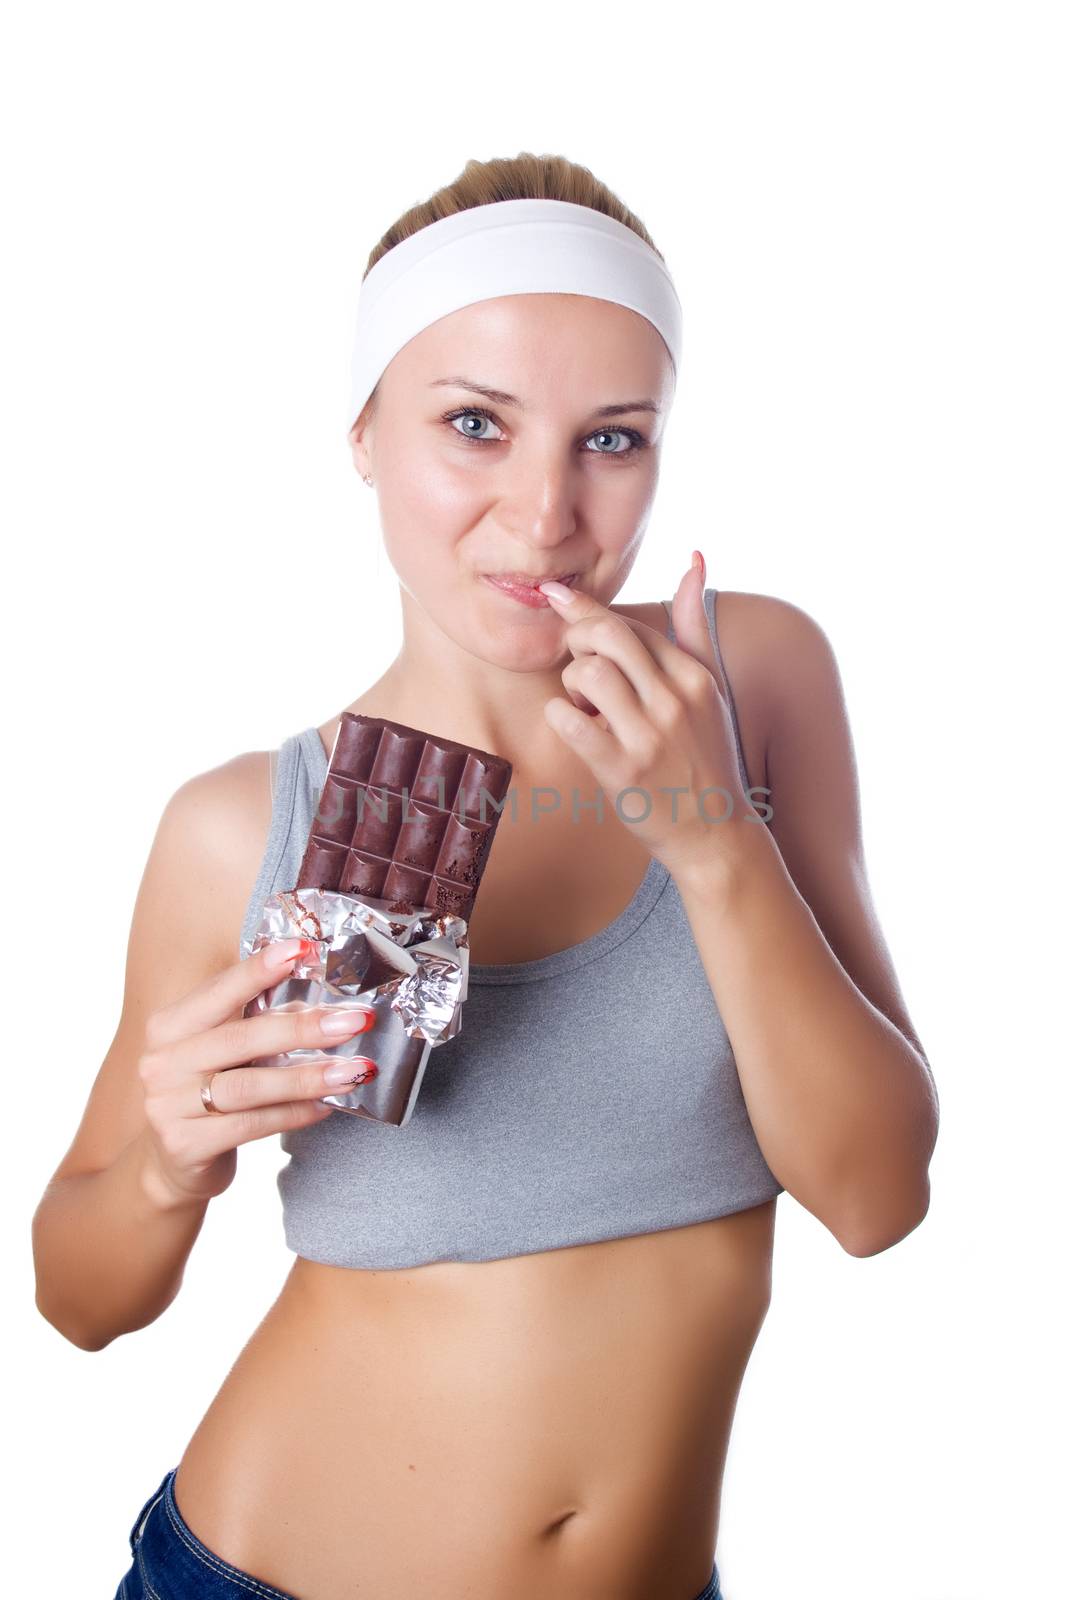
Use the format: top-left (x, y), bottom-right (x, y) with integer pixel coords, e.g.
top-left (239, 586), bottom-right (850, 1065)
top-left (346, 197), bottom-right (682, 436)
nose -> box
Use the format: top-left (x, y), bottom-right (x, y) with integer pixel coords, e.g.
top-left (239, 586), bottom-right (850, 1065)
top-left (500, 449), bottom-right (579, 549)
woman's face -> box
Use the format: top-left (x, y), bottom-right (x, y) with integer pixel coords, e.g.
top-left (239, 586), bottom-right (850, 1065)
top-left (350, 293), bottom-right (675, 671)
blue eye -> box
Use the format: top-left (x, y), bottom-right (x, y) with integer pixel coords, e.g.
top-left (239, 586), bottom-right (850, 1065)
top-left (441, 407), bottom-right (648, 459)
top-left (447, 409), bottom-right (503, 443)
top-left (584, 428), bottom-right (639, 456)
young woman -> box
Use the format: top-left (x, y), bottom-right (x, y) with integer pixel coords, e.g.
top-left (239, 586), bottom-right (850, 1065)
top-left (33, 153), bottom-right (938, 1600)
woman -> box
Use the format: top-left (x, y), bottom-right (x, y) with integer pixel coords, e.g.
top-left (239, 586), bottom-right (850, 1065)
top-left (33, 153), bottom-right (939, 1600)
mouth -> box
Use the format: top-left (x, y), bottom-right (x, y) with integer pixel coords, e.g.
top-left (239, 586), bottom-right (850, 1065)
top-left (480, 570), bottom-right (580, 610)
top-left (479, 566), bottom-right (578, 608)
top-left (482, 570), bottom-right (578, 588)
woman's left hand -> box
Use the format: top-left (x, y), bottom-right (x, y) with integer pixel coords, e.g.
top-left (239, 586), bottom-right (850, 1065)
top-left (538, 555), bottom-right (755, 881)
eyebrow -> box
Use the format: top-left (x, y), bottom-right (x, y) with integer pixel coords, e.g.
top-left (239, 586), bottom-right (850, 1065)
top-left (429, 376), bottom-right (661, 418)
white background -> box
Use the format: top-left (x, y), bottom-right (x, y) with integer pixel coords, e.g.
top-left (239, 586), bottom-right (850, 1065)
top-left (4, 3), bottom-right (1075, 1597)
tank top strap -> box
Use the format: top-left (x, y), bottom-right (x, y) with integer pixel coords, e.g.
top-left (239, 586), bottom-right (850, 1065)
top-left (238, 732), bottom-right (307, 959)
top-left (661, 588), bottom-right (752, 795)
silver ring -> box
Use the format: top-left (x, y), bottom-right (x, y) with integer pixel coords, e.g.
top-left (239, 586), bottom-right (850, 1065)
top-left (200, 1074), bottom-right (223, 1114)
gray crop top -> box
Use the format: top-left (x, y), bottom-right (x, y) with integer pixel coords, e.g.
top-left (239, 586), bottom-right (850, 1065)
top-left (239, 589), bottom-right (783, 1269)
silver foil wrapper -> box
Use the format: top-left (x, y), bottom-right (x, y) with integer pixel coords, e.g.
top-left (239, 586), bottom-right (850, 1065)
top-left (240, 886), bottom-right (470, 1127)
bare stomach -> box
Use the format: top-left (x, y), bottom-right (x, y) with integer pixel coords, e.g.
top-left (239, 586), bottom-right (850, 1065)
top-left (173, 1201), bottom-right (775, 1600)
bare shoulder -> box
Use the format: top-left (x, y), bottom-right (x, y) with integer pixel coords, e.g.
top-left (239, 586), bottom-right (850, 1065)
top-left (708, 590), bottom-right (834, 776)
top-left (715, 593), bottom-right (930, 1063)
top-left (117, 746), bottom-right (276, 1017)
top-left (711, 588), bottom-right (833, 674)
top-left (167, 745), bottom-right (270, 857)
top-left (43, 748), bottom-right (274, 1182)
top-left (164, 749), bottom-right (275, 967)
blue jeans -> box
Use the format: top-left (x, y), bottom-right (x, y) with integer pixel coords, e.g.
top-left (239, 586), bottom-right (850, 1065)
top-left (114, 1465), bottom-right (724, 1599)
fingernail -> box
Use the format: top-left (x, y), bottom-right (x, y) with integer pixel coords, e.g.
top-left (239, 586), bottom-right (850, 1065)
top-left (692, 550), bottom-right (706, 583)
top-left (320, 1008), bottom-right (374, 1036)
top-left (324, 1057), bottom-right (379, 1086)
top-left (267, 938), bottom-right (303, 967)
top-left (537, 580), bottom-right (575, 605)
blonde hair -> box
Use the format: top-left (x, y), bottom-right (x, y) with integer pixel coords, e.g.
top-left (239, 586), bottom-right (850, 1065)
top-left (356, 152), bottom-right (665, 424)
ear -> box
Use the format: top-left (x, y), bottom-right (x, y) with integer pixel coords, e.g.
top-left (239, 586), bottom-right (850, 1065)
top-left (348, 400), bottom-right (375, 480)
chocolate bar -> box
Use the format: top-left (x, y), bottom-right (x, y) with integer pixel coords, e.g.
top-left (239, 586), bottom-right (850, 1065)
top-left (242, 715), bottom-right (513, 1127)
top-left (296, 713), bottom-right (514, 922)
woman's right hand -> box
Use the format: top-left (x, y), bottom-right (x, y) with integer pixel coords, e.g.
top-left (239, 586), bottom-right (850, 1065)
top-left (136, 938), bottom-right (376, 1208)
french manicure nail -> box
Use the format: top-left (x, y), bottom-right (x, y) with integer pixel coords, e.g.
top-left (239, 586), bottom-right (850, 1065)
top-left (320, 1008), bottom-right (373, 1036)
top-left (537, 580), bottom-right (575, 604)
top-left (267, 938), bottom-right (303, 967)
top-left (324, 1057), bottom-right (378, 1086)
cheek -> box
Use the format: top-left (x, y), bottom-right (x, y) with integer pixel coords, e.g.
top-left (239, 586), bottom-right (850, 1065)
top-left (386, 439), bottom-right (481, 513)
top-left (379, 514), bottom-right (471, 600)
top-left (377, 453), bottom-right (480, 567)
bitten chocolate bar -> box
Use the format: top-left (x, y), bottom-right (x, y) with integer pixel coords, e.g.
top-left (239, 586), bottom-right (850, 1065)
top-left (296, 713), bottom-right (514, 922)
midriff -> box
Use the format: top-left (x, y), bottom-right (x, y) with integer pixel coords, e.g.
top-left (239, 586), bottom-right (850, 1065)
top-left (173, 1200), bottom-right (775, 1600)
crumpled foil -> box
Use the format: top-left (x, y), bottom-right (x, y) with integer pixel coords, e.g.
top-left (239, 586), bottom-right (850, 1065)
top-left (240, 886), bottom-right (470, 1127)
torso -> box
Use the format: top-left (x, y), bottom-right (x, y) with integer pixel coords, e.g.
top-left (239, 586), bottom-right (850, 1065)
top-left (174, 594), bottom-right (778, 1600)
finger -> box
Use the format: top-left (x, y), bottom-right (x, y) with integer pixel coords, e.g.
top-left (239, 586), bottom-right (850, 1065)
top-left (541, 584), bottom-right (710, 708)
top-left (619, 616), bottom-right (722, 709)
top-left (560, 653), bottom-right (650, 753)
top-left (196, 1051), bottom-right (379, 1121)
top-left (149, 938), bottom-right (316, 1049)
top-left (226, 1098), bottom-right (341, 1149)
top-left (156, 999), bottom-right (376, 1086)
top-left (542, 690), bottom-right (622, 783)
top-left (559, 609), bottom-right (664, 707)
top-left (665, 563), bottom-right (729, 685)
top-left (185, 1091), bottom-right (343, 1156)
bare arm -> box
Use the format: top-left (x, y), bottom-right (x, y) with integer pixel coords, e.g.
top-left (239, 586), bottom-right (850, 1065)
top-left (31, 755), bottom-right (374, 1351)
top-left (676, 596), bottom-right (939, 1256)
top-left (32, 1131), bottom-right (212, 1352)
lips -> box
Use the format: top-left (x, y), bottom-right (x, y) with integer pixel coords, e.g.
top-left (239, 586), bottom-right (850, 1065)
top-left (480, 571), bottom-right (580, 610)
top-left (482, 571), bottom-right (577, 587)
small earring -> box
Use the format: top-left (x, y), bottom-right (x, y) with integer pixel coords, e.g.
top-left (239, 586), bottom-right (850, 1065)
top-left (362, 473), bottom-right (374, 487)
